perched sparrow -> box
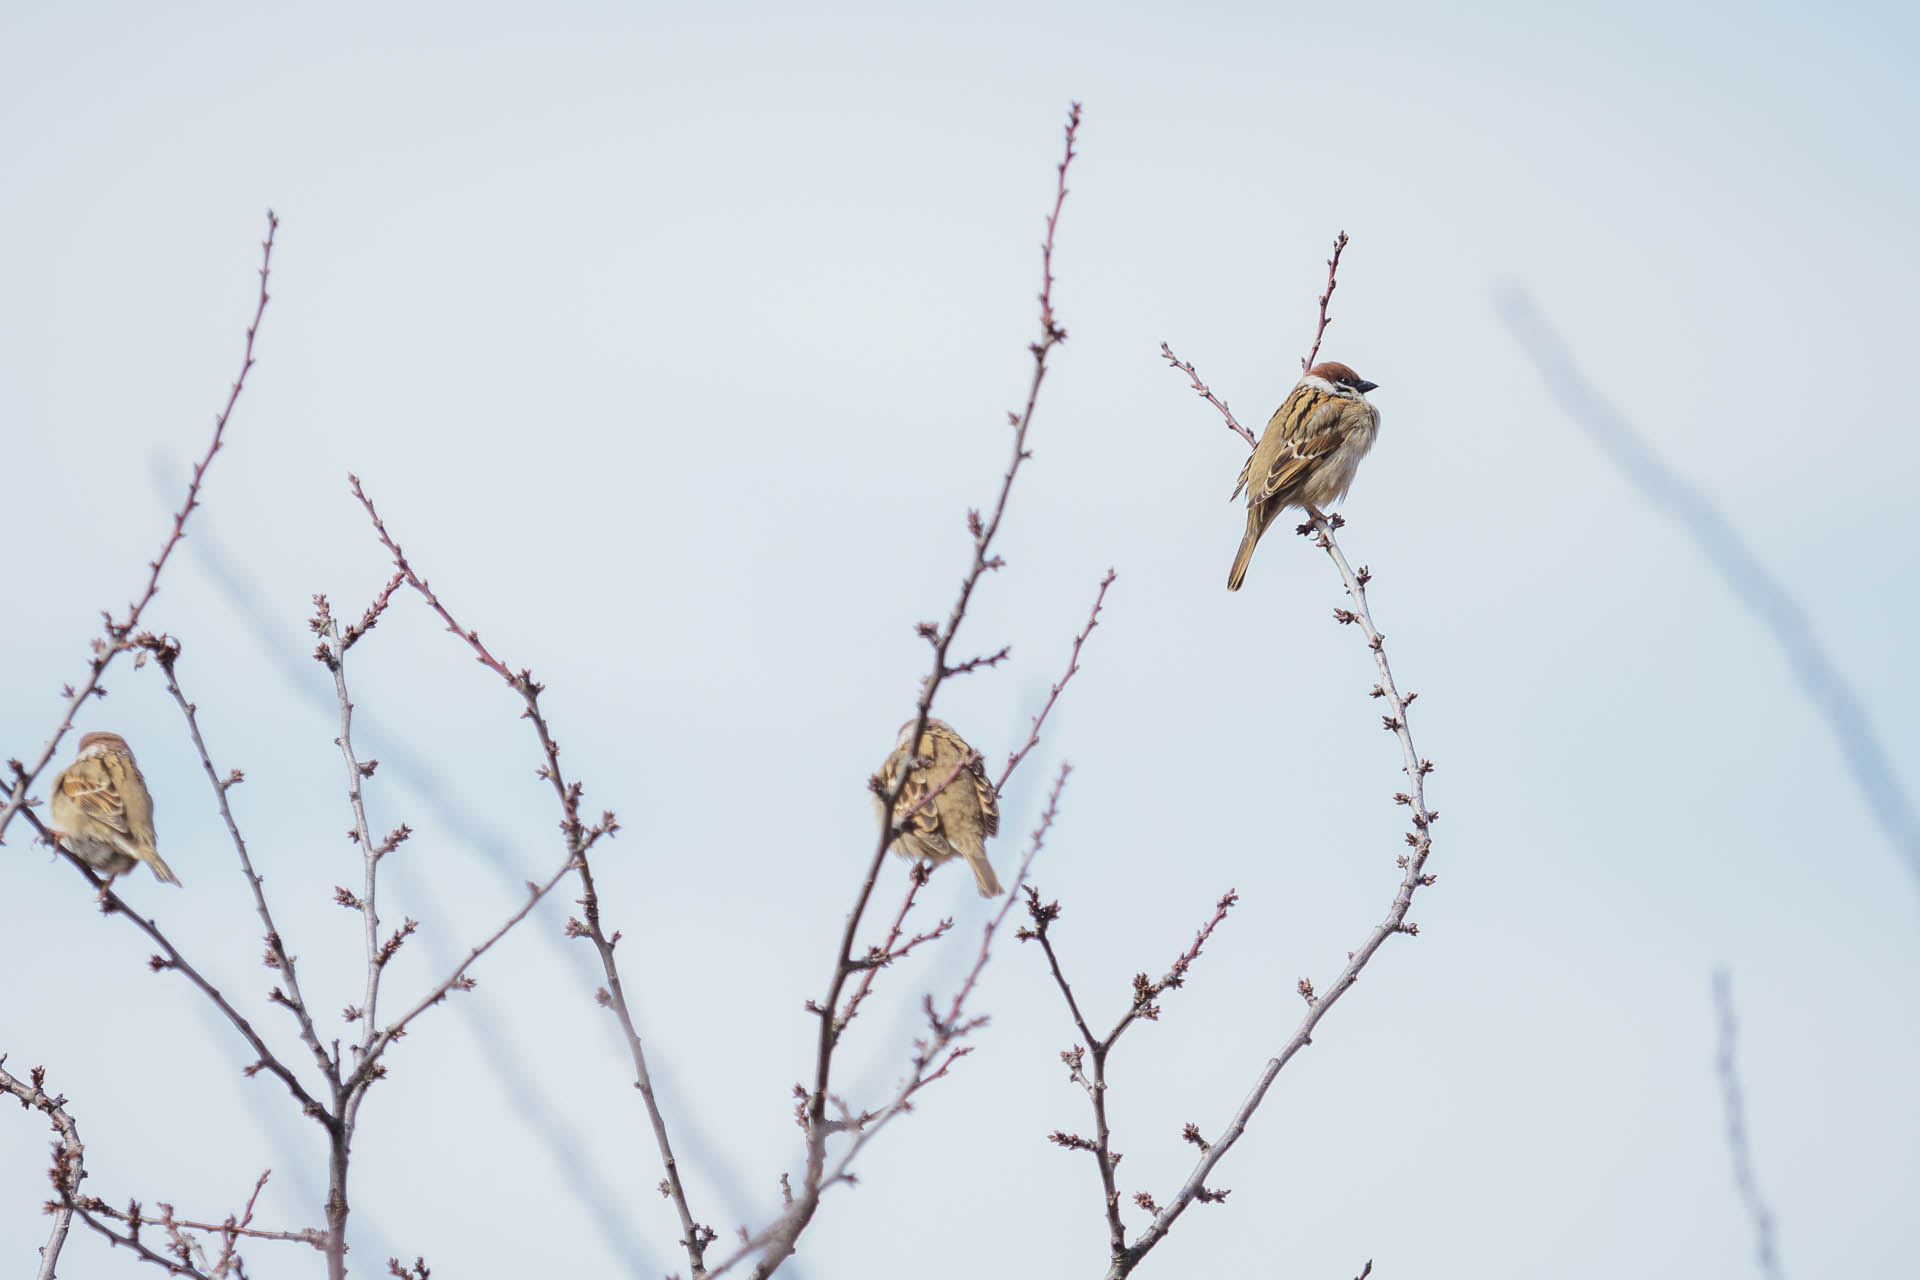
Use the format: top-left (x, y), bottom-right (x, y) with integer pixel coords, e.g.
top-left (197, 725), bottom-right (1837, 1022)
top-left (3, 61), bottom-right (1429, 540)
top-left (873, 718), bottom-right (1003, 897)
top-left (1227, 361), bottom-right (1381, 591)
top-left (47, 732), bottom-right (180, 886)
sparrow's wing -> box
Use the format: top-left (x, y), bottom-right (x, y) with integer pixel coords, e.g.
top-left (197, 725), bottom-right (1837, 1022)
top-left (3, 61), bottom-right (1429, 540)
top-left (1253, 392), bottom-right (1349, 503)
top-left (1230, 450), bottom-right (1254, 502)
top-left (882, 741), bottom-right (948, 847)
top-left (968, 754), bottom-right (1000, 839)
top-left (894, 764), bottom-right (946, 842)
top-left (58, 759), bottom-right (132, 838)
top-left (115, 757), bottom-right (159, 850)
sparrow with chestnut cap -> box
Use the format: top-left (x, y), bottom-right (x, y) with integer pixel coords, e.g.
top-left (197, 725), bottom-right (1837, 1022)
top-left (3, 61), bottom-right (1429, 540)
top-left (1228, 360), bottom-right (1380, 591)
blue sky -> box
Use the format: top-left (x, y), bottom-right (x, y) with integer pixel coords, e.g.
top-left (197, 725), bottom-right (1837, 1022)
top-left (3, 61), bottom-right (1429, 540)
top-left (3, 2), bottom-right (1916, 1276)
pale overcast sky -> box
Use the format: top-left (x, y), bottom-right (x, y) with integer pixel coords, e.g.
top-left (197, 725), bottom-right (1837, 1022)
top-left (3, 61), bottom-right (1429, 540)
top-left (3, 2), bottom-right (1916, 1277)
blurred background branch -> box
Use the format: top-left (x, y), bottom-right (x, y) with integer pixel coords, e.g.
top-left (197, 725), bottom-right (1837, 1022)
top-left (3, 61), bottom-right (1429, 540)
top-left (1500, 291), bottom-right (1920, 895)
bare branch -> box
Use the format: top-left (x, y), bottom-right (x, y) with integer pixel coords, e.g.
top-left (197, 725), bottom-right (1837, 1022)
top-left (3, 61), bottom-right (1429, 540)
top-left (350, 477), bottom-right (707, 1275)
top-left (0, 1056), bottom-right (83, 1280)
top-left (1159, 343), bottom-right (1256, 450)
top-left (145, 635), bottom-right (336, 1083)
top-left (1301, 231), bottom-right (1349, 372)
top-left (1124, 242), bottom-right (1441, 1273)
top-left (4, 1060), bottom-right (317, 1278)
top-left (358, 855), bottom-right (581, 1068)
top-left (1117, 517), bottom-right (1439, 1276)
top-left (14, 806), bottom-right (330, 1123)
top-left (995, 568), bottom-right (1115, 795)
top-left (1022, 883), bottom-right (1238, 1262)
top-left (1, 211), bottom-right (278, 848)
top-left (835, 863), bottom-right (943, 1030)
top-left (1022, 893), bottom-right (1124, 1255)
top-left (311, 601), bottom-right (397, 1069)
top-left (738, 102), bottom-right (1083, 1280)
top-left (713, 762), bottom-right (1075, 1279)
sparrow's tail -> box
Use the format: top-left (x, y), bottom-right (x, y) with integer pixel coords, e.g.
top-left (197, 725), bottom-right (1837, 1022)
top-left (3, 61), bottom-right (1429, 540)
top-left (139, 848), bottom-right (182, 887)
top-left (964, 851), bottom-right (1004, 898)
top-left (1226, 510), bottom-right (1265, 592)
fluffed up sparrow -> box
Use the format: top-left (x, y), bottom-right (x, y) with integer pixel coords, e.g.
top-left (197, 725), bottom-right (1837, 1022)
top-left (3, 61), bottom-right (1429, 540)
top-left (1227, 360), bottom-right (1381, 591)
top-left (873, 718), bottom-right (1003, 897)
top-left (47, 732), bottom-right (181, 886)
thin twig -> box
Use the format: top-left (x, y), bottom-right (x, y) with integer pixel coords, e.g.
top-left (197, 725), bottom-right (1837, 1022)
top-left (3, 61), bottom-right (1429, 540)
top-left (996, 569), bottom-right (1115, 795)
top-left (709, 762), bottom-right (1074, 1279)
top-left (3, 1060), bottom-right (317, 1278)
top-left (358, 854), bottom-right (582, 1068)
top-left (1113, 514), bottom-right (1438, 1278)
top-left (15, 806), bottom-right (330, 1123)
top-left (1301, 231), bottom-right (1348, 372)
top-left (0, 1056), bottom-right (84, 1280)
top-left (311, 595), bottom-right (394, 1278)
top-left (744, 102), bottom-right (1082, 1280)
top-left (1027, 908), bottom-right (1123, 1253)
top-left (142, 635), bottom-right (336, 1083)
top-left (1713, 971), bottom-right (1786, 1280)
top-left (213, 1170), bottom-right (278, 1276)
top-left (835, 863), bottom-right (942, 1029)
top-left (1128, 248), bottom-right (1439, 1274)
top-left (1159, 344), bottom-right (1256, 450)
top-left (108, 1201), bottom-right (323, 1251)
top-left (349, 477), bottom-right (703, 1274)
top-left (1, 211), bottom-right (277, 847)
top-left (1025, 887), bottom-right (1239, 1261)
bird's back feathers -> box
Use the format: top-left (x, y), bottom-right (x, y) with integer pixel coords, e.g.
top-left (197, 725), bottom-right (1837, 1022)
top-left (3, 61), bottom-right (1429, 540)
top-left (874, 720), bottom-right (1003, 897)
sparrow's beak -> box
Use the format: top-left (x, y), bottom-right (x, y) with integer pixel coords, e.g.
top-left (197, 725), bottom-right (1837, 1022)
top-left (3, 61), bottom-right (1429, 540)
top-left (1356, 380), bottom-right (1379, 394)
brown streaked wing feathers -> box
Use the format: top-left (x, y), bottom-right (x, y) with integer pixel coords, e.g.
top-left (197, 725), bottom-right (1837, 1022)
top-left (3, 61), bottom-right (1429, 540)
top-left (1252, 390), bottom-right (1345, 501)
top-left (61, 765), bottom-right (131, 837)
top-left (896, 767), bottom-right (943, 841)
top-left (1255, 428), bottom-right (1346, 502)
top-left (970, 758), bottom-right (999, 838)
top-left (119, 758), bottom-right (158, 850)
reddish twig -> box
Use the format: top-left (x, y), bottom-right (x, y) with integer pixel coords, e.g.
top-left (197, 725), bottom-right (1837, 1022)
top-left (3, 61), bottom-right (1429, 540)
top-left (144, 635), bottom-right (336, 1085)
top-left (1159, 343), bottom-right (1256, 450)
top-left (1, 211), bottom-right (277, 848)
top-left (933, 762), bottom-right (1071, 1036)
top-left (1114, 519), bottom-right (1437, 1278)
top-left (212, 1170), bottom-right (280, 1275)
top-left (349, 479), bottom-right (709, 1274)
top-left (835, 864), bottom-right (942, 1029)
top-left (732, 104), bottom-right (1084, 1280)
top-left (851, 560), bottom-right (1111, 1047)
top-left (15, 806), bottom-right (329, 1121)
top-left (1301, 231), bottom-right (1348, 372)
top-left (359, 856), bottom-right (580, 1067)
top-left (1024, 887), bottom-right (1240, 1262)
top-left (1, 1056), bottom-right (84, 1280)
top-left (3, 1060), bottom-right (319, 1278)
top-left (711, 762), bottom-right (1074, 1280)
top-left (996, 569), bottom-right (1115, 795)
top-left (1135, 239), bottom-right (1444, 1275)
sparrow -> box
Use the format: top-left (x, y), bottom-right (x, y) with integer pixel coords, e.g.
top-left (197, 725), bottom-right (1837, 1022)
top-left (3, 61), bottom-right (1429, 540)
top-left (1227, 361), bottom-right (1381, 591)
top-left (47, 732), bottom-right (181, 886)
top-left (873, 718), bottom-right (1003, 897)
